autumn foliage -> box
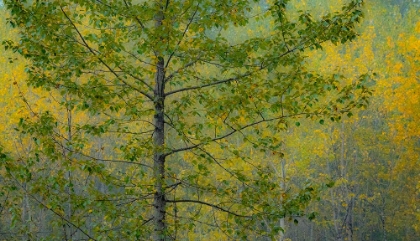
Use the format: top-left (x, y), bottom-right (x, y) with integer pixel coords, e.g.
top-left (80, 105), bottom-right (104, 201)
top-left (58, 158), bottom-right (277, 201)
top-left (0, 0), bottom-right (419, 240)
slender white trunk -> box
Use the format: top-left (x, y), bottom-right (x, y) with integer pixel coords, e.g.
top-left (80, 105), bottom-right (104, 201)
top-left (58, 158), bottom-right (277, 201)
top-left (22, 188), bottom-right (32, 241)
top-left (270, 156), bottom-right (286, 241)
top-left (64, 95), bottom-right (73, 240)
top-left (278, 158), bottom-right (286, 241)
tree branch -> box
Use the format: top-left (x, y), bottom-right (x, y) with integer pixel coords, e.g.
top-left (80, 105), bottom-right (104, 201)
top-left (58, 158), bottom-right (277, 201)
top-left (49, 135), bottom-right (153, 169)
top-left (166, 199), bottom-right (252, 218)
top-left (165, 3), bottom-right (199, 69)
top-left (165, 116), bottom-right (277, 156)
top-left (165, 110), bottom-right (322, 157)
top-left (164, 58), bottom-right (200, 84)
top-left (60, 6), bottom-right (154, 101)
top-left (122, 0), bottom-right (146, 30)
top-left (8, 173), bottom-right (97, 241)
top-left (165, 72), bottom-right (253, 96)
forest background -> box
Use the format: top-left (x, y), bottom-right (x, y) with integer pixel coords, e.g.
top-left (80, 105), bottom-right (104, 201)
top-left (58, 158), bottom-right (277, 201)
top-left (0, 0), bottom-right (419, 240)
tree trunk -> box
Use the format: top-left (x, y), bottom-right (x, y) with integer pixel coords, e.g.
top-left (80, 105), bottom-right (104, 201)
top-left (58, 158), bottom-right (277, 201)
top-left (22, 187), bottom-right (32, 241)
top-left (152, 57), bottom-right (166, 240)
top-left (152, 5), bottom-right (166, 238)
top-left (381, 200), bottom-right (387, 241)
top-left (65, 98), bottom-right (73, 240)
top-left (278, 158), bottom-right (286, 241)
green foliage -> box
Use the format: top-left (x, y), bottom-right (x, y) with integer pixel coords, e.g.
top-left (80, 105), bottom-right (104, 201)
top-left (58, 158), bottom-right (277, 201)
top-left (1, 0), bottom-right (372, 240)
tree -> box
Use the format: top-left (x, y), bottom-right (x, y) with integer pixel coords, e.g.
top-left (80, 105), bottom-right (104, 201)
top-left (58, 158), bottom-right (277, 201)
top-left (275, 1), bottom-right (420, 239)
top-left (2, 0), bottom-right (372, 240)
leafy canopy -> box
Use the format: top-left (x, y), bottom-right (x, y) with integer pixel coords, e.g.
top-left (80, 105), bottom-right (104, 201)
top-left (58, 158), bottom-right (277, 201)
top-left (1, 0), bottom-right (372, 240)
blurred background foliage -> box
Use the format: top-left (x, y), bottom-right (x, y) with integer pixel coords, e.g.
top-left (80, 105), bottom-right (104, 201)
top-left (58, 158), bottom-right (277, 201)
top-left (0, 0), bottom-right (419, 240)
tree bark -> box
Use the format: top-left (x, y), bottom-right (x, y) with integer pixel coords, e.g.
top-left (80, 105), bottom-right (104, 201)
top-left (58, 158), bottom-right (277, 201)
top-left (152, 4), bottom-right (166, 238)
top-left (152, 57), bottom-right (166, 240)
top-left (65, 96), bottom-right (73, 240)
top-left (279, 158), bottom-right (286, 241)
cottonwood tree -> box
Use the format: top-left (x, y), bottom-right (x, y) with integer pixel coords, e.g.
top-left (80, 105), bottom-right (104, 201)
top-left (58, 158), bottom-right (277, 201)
top-left (2, 0), bottom-right (372, 240)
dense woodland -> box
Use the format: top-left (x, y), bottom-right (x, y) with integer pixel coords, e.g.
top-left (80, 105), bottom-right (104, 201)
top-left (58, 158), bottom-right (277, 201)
top-left (0, 0), bottom-right (419, 240)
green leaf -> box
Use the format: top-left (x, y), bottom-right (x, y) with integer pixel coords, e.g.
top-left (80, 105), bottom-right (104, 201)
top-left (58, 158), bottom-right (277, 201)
top-left (308, 212), bottom-right (317, 221)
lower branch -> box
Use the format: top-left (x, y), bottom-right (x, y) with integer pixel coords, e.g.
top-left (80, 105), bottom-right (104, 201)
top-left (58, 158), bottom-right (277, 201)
top-left (166, 199), bottom-right (252, 218)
